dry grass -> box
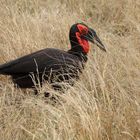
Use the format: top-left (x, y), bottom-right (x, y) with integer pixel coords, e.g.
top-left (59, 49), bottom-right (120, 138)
top-left (0, 0), bottom-right (140, 140)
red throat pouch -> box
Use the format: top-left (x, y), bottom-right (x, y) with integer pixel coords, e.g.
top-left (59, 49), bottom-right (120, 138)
top-left (76, 32), bottom-right (90, 53)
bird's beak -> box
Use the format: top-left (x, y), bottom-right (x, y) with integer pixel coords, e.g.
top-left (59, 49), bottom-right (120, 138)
top-left (91, 35), bottom-right (106, 52)
top-left (87, 28), bottom-right (107, 52)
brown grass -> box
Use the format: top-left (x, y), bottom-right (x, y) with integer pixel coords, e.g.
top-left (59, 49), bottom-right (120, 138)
top-left (0, 0), bottom-right (140, 140)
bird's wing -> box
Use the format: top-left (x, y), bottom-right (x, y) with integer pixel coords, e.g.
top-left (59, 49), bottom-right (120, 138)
top-left (0, 48), bottom-right (81, 75)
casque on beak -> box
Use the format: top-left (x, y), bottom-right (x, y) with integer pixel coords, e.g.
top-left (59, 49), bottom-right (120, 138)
top-left (88, 28), bottom-right (107, 52)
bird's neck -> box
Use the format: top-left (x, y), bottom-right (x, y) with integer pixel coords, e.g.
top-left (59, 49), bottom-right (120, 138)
top-left (68, 34), bottom-right (89, 62)
top-left (68, 46), bottom-right (88, 62)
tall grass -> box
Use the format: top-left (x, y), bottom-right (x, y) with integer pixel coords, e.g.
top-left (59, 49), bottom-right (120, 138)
top-left (0, 0), bottom-right (140, 139)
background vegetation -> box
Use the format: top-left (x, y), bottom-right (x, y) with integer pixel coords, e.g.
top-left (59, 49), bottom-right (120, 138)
top-left (0, 0), bottom-right (140, 139)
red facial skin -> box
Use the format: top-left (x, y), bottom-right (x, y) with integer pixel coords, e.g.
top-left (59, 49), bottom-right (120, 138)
top-left (76, 24), bottom-right (90, 53)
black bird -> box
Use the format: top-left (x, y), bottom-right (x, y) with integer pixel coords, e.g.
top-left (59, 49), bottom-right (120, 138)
top-left (0, 23), bottom-right (106, 91)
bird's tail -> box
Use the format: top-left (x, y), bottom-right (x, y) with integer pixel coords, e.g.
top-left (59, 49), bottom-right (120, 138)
top-left (0, 64), bottom-right (8, 75)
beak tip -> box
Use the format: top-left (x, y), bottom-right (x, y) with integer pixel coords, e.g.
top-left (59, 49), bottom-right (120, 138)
top-left (94, 36), bottom-right (107, 52)
top-left (103, 47), bottom-right (107, 52)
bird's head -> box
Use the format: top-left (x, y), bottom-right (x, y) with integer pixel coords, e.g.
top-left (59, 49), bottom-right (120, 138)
top-left (69, 23), bottom-right (106, 54)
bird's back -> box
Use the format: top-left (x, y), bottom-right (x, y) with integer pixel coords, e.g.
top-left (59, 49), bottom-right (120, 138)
top-left (0, 48), bottom-right (83, 74)
top-left (0, 48), bottom-right (85, 88)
